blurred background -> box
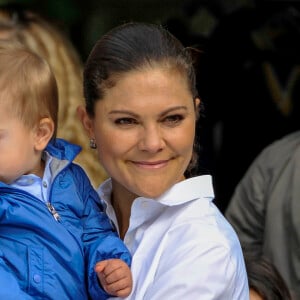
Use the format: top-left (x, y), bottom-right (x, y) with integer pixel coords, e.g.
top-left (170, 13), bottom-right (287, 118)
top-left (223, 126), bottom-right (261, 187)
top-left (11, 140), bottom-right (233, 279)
top-left (1, 0), bottom-right (299, 212)
top-left (0, 0), bottom-right (263, 59)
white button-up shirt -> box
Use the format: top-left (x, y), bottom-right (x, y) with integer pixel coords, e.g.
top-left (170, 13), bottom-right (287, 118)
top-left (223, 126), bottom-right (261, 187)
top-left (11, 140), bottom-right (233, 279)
top-left (99, 175), bottom-right (249, 300)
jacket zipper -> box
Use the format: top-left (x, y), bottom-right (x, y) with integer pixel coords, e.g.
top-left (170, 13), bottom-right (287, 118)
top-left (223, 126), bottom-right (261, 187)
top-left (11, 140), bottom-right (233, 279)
top-left (46, 202), bottom-right (61, 221)
top-left (0, 186), bottom-right (61, 222)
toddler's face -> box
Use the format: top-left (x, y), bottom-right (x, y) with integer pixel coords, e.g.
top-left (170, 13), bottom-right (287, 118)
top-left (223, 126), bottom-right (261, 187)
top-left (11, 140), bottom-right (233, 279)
top-left (0, 103), bottom-right (39, 184)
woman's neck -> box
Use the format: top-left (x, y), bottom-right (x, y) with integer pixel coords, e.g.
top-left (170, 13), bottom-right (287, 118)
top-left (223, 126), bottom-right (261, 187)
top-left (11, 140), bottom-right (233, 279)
top-left (111, 180), bottom-right (137, 240)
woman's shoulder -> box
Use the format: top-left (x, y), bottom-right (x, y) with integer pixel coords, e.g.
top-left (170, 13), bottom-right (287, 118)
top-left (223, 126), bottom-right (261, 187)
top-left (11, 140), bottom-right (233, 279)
top-left (166, 198), bottom-right (241, 252)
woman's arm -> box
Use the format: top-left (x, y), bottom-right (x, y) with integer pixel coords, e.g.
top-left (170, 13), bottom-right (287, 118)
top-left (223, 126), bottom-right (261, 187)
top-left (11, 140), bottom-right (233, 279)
top-left (143, 221), bottom-right (249, 300)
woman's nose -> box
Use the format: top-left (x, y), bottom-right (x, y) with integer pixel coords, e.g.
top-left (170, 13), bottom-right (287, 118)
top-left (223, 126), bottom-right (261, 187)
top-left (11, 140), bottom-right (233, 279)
top-left (138, 125), bottom-right (165, 153)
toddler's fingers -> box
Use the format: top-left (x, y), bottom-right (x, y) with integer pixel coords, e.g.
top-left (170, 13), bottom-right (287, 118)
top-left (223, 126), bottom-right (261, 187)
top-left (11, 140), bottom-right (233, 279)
top-left (105, 277), bottom-right (132, 297)
top-left (94, 260), bottom-right (108, 274)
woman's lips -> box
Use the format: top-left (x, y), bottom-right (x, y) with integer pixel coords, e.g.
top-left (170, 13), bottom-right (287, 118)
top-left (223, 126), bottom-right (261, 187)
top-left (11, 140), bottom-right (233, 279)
top-left (132, 160), bottom-right (170, 169)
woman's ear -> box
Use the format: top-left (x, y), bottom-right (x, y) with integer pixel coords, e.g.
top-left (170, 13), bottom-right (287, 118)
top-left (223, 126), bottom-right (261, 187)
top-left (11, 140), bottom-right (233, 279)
top-left (77, 105), bottom-right (94, 138)
top-left (34, 117), bottom-right (55, 151)
top-left (195, 97), bottom-right (201, 120)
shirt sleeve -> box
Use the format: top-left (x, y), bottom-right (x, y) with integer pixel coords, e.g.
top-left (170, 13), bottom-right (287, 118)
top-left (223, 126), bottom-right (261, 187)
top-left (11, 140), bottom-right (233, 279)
top-left (143, 222), bottom-right (249, 300)
top-left (225, 151), bottom-right (267, 257)
top-left (75, 167), bottom-right (131, 300)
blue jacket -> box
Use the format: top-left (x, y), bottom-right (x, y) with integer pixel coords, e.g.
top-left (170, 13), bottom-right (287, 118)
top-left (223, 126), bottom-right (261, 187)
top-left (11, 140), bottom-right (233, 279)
top-left (0, 139), bottom-right (131, 300)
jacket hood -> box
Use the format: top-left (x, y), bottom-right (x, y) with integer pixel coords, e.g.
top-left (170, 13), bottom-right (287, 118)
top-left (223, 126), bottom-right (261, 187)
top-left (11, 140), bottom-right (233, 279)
top-left (46, 138), bottom-right (82, 161)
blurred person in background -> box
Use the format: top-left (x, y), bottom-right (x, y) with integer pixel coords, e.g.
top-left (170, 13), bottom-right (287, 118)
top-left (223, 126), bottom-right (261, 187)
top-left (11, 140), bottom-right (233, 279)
top-left (245, 253), bottom-right (292, 300)
top-left (226, 130), bottom-right (300, 299)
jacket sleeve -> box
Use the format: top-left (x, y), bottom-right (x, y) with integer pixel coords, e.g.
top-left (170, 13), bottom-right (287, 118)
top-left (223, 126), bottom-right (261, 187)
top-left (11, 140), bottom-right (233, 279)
top-left (225, 150), bottom-right (267, 257)
top-left (75, 167), bottom-right (131, 300)
top-left (0, 254), bottom-right (35, 300)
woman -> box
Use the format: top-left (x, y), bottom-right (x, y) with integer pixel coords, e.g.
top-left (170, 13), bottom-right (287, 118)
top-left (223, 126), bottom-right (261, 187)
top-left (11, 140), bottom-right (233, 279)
top-left (78, 22), bottom-right (249, 299)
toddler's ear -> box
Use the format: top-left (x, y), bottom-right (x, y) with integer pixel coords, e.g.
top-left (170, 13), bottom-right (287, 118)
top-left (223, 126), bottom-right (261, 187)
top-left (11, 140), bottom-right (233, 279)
top-left (34, 117), bottom-right (55, 151)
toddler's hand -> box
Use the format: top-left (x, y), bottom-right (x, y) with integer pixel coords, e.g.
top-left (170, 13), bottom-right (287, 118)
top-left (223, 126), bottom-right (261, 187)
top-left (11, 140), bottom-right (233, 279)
top-left (95, 259), bottom-right (132, 298)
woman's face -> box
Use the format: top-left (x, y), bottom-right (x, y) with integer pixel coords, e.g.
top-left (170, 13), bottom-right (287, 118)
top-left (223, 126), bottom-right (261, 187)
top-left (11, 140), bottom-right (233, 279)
top-left (86, 67), bottom-right (199, 199)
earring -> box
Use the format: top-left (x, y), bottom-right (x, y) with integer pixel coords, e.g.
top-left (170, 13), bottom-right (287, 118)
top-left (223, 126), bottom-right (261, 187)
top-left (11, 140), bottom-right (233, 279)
top-left (89, 138), bottom-right (97, 149)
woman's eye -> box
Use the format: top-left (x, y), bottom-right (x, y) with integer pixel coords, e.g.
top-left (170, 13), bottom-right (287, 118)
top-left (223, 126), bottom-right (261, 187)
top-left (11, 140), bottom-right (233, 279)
top-left (163, 114), bottom-right (184, 126)
top-left (115, 118), bottom-right (137, 125)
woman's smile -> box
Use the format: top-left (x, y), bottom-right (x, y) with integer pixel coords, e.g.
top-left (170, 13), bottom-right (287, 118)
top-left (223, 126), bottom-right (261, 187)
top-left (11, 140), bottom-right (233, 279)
top-left (130, 159), bottom-right (171, 169)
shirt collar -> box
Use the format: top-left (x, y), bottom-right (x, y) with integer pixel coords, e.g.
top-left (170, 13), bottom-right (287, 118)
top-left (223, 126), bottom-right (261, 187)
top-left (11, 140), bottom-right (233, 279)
top-left (99, 176), bottom-right (215, 236)
top-left (155, 175), bottom-right (214, 206)
top-left (98, 175), bottom-right (214, 208)
top-left (11, 151), bottom-right (53, 187)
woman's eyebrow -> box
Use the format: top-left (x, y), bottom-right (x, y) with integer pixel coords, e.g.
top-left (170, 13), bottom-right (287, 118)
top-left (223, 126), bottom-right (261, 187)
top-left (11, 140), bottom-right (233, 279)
top-left (108, 110), bottom-right (139, 118)
top-left (108, 106), bottom-right (188, 118)
top-left (159, 106), bottom-right (188, 117)
top-left (109, 105), bottom-right (187, 117)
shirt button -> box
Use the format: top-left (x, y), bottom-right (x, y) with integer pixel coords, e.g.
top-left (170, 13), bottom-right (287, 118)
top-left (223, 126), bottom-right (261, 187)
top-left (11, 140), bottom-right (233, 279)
top-left (33, 274), bottom-right (41, 283)
top-left (124, 236), bottom-right (132, 245)
top-left (42, 181), bottom-right (47, 188)
top-left (141, 201), bottom-right (148, 208)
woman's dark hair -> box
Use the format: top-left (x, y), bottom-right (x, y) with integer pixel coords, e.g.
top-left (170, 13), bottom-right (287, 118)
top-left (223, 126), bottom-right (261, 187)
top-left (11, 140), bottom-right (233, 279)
top-left (245, 254), bottom-right (292, 300)
top-left (84, 22), bottom-right (198, 115)
top-left (83, 22), bottom-right (202, 177)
